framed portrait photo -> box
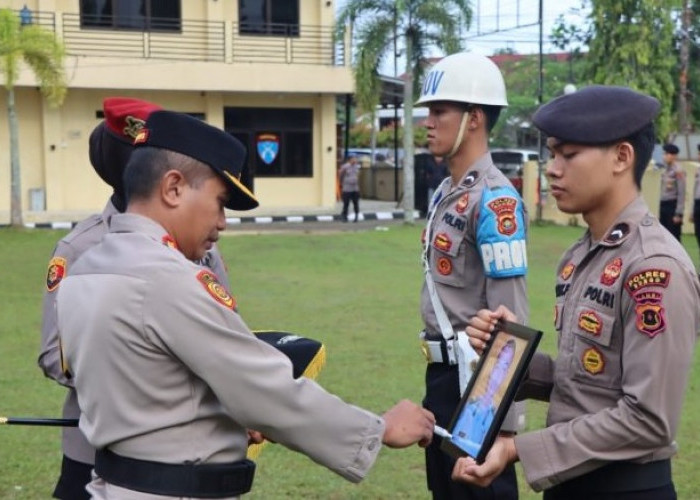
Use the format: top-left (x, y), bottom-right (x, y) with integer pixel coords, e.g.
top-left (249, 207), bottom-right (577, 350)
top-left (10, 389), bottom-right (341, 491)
top-left (440, 320), bottom-right (542, 463)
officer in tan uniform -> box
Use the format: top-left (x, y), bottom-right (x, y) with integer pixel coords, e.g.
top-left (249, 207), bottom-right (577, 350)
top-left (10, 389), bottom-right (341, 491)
top-left (659, 143), bottom-right (685, 241)
top-left (454, 85), bottom-right (700, 499)
top-left (56, 110), bottom-right (435, 499)
top-left (690, 144), bottom-right (700, 256)
top-left (414, 52), bottom-right (528, 499)
top-left (39, 97), bottom-right (162, 499)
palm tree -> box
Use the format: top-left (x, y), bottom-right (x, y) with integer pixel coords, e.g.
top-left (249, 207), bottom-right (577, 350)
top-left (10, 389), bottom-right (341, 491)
top-left (337, 0), bottom-right (471, 223)
top-left (0, 8), bottom-right (66, 227)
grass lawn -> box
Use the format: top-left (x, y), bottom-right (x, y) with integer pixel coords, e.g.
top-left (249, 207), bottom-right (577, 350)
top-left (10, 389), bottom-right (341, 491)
top-left (1, 223), bottom-right (699, 499)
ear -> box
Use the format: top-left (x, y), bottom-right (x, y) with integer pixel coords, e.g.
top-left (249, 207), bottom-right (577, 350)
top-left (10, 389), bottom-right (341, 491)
top-left (612, 142), bottom-right (635, 176)
top-left (160, 170), bottom-right (187, 208)
top-left (467, 108), bottom-right (482, 131)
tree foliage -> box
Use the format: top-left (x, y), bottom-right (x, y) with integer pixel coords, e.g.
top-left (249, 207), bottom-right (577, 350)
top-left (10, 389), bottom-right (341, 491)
top-left (0, 8), bottom-right (66, 226)
top-left (336, 0), bottom-right (471, 222)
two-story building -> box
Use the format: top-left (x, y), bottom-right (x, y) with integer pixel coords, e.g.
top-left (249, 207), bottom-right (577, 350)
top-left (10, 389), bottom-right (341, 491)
top-left (1, 0), bottom-right (352, 223)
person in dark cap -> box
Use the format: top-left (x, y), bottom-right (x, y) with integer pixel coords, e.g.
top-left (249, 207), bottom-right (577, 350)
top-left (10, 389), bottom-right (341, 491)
top-left (39, 97), bottom-right (162, 500)
top-left (691, 144), bottom-right (700, 259)
top-left (56, 110), bottom-right (436, 499)
top-left (659, 143), bottom-right (685, 241)
top-left (452, 85), bottom-right (700, 499)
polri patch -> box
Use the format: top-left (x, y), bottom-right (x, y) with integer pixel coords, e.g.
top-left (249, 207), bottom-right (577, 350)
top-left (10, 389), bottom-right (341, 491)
top-left (436, 257), bottom-right (452, 276)
top-left (197, 270), bottom-right (236, 310)
top-left (601, 257), bottom-right (622, 286)
top-left (434, 232), bottom-right (452, 252)
top-left (455, 194), bottom-right (469, 214)
top-left (582, 347), bottom-right (604, 375)
top-left (633, 291), bottom-right (666, 338)
top-left (625, 269), bottom-right (670, 294)
top-left (46, 257), bottom-right (67, 291)
top-left (578, 310), bottom-right (602, 336)
top-left (487, 196), bottom-right (518, 236)
top-left (560, 262), bottom-right (575, 280)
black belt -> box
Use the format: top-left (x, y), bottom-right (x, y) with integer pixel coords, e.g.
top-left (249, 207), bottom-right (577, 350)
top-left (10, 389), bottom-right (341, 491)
top-left (95, 449), bottom-right (255, 498)
top-left (550, 459), bottom-right (671, 494)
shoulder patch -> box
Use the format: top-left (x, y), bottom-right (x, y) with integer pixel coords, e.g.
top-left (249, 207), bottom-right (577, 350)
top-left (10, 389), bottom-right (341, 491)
top-left (46, 257), bottom-right (67, 292)
top-left (487, 196), bottom-right (518, 236)
top-left (624, 269), bottom-right (670, 294)
top-left (197, 270), bottom-right (236, 310)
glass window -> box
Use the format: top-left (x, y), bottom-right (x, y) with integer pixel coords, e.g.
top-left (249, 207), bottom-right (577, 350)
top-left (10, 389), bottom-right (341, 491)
top-left (226, 107), bottom-right (312, 178)
top-left (238, 0), bottom-right (299, 36)
top-left (80, 0), bottom-right (181, 31)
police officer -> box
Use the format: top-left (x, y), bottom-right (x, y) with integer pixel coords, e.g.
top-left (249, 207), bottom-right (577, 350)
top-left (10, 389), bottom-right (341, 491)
top-left (339, 154), bottom-right (361, 222)
top-left (38, 97), bottom-right (162, 500)
top-left (56, 111), bottom-right (435, 499)
top-left (414, 52), bottom-right (528, 499)
top-left (659, 143), bottom-right (685, 241)
top-left (691, 144), bottom-right (700, 257)
top-left (454, 85), bottom-right (700, 500)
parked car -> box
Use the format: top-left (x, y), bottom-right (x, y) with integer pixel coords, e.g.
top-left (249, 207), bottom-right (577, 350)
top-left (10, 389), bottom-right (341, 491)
top-left (490, 148), bottom-right (540, 194)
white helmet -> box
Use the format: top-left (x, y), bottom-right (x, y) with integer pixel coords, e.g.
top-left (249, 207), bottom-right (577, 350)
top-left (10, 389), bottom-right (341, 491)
top-left (415, 52), bottom-right (508, 107)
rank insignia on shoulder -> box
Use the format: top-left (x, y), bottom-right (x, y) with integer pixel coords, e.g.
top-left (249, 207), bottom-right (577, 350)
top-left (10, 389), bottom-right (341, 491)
top-left (197, 270), bottom-right (236, 310)
top-left (487, 196), bottom-right (518, 236)
top-left (455, 194), bottom-right (469, 214)
top-left (601, 257), bottom-right (622, 286)
top-left (603, 223), bottom-right (630, 244)
top-left (463, 171), bottom-right (479, 187)
top-left (582, 347), bottom-right (604, 375)
top-left (560, 262), bottom-right (575, 280)
top-left (46, 257), bottom-right (67, 292)
top-left (162, 234), bottom-right (178, 249)
top-left (436, 257), bottom-right (453, 276)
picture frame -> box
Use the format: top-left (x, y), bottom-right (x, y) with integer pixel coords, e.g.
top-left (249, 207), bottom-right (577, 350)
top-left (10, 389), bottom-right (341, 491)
top-left (440, 320), bottom-right (542, 463)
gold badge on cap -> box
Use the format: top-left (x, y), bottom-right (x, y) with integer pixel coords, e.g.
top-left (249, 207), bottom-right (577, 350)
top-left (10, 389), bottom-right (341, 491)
top-left (46, 257), bottom-right (67, 292)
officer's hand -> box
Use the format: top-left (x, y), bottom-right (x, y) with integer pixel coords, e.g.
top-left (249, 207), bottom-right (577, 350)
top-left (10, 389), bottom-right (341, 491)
top-left (382, 400), bottom-right (435, 449)
top-left (451, 435), bottom-right (517, 487)
top-left (247, 430), bottom-right (266, 445)
top-left (466, 306), bottom-right (517, 355)
top-left (673, 215), bottom-right (683, 224)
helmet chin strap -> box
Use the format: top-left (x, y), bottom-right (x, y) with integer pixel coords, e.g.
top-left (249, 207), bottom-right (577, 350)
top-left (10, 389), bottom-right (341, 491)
top-left (447, 110), bottom-right (470, 159)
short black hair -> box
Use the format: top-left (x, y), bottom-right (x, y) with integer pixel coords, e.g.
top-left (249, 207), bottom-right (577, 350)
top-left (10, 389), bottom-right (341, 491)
top-left (625, 123), bottom-right (656, 189)
top-left (476, 104), bottom-right (502, 132)
top-left (123, 147), bottom-right (216, 204)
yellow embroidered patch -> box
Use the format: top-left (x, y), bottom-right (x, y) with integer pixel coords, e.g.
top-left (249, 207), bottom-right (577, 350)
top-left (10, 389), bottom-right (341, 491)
top-left (197, 270), bottom-right (236, 310)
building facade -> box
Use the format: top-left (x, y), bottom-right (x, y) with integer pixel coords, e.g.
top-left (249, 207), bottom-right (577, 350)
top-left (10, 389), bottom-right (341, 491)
top-left (1, 0), bottom-right (352, 223)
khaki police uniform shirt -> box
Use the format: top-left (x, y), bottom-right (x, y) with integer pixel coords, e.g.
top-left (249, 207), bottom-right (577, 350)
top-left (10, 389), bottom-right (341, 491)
top-left (515, 196), bottom-right (700, 491)
top-left (57, 213), bottom-right (384, 487)
top-left (339, 161), bottom-right (361, 192)
top-left (660, 162), bottom-right (686, 214)
top-left (39, 203), bottom-right (233, 465)
top-left (420, 153), bottom-right (529, 430)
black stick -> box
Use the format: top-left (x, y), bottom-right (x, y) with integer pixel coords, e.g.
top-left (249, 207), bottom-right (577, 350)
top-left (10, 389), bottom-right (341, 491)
top-left (0, 416), bottom-right (78, 427)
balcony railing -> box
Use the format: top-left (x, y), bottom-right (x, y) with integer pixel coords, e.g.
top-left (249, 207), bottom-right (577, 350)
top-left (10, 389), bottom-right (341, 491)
top-left (22, 11), bottom-right (346, 66)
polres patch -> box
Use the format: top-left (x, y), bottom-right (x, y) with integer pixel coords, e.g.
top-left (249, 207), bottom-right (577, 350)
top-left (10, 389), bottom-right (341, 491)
top-left (633, 291), bottom-right (666, 338)
top-left (487, 196), bottom-right (518, 236)
top-left (625, 269), bottom-right (670, 294)
top-left (582, 347), bottom-right (605, 375)
top-left (197, 270), bottom-right (236, 310)
top-left (601, 257), bottom-right (622, 286)
top-left (46, 257), bottom-right (67, 291)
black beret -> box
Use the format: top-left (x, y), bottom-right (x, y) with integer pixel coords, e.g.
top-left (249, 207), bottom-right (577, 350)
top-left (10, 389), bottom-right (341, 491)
top-left (532, 85), bottom-right (660, 144)
top-left (663, 143), bottom-right (679, 155)
top-left (134, 110), bottom-right (258, 211)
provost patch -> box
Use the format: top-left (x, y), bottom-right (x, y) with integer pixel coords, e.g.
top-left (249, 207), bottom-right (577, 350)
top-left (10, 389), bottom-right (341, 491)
top-left (633, 291), bottom-right (666, 337)
top-left (455, 193), bottom-right (469, 214)
top-left (434, 232), bottom-right (452, 252)
top-left (46, 257), bottom-right (67, 291)
top-left (578, 310), bottom-right (603, 336)
top-left (560, 262), bottom-right (575, 280)
top-left (487, 196), bottom-right (518, 236)
top-left (436, 257), bottom-right (453, 276)
top-left (197, 270), bottom-right (236, 310)
top-left (601, 257), bottom-right (622, 286)
top-left (582, 347), bottom-right (605, 375)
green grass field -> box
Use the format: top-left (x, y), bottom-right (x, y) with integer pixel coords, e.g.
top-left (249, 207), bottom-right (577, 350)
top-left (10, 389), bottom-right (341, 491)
top-left (1, 223), bottom-right (699, 499)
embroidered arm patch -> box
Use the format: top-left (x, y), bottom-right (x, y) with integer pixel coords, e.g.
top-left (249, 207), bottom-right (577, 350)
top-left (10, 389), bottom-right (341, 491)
top-left (197, 270), bottom-right (237, 310)
top-left (46, 257), bottom-right (67, 291)
top-left (477, 186), bottom-right (527, 278)
top-left (624, 269), bottom-right (670, 338)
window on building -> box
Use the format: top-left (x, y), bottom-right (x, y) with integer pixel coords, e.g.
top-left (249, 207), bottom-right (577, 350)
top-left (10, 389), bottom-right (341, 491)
top-left (238, 0), bottom-right (299, 36)
top-left (80, 0), bottom-right (181, 31)
top-left (226, 107), bottom-right (312, 178)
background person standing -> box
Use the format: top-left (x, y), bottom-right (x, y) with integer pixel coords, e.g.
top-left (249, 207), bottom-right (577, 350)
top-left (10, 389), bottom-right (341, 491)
top-left (691, 144), bottom-right (700, 259)
top-left (339, 154), bottom-right (361, 222)
top-left (659, 143), bottom-right (685, 241)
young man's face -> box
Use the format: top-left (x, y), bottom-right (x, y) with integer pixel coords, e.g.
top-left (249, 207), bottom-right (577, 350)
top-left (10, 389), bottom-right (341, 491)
top-left (424, 102), bottom-right (465, 157)
top-left (175, 175), bottom-right (228, 261)
top-left (545, 138), bottom-right (618, 216)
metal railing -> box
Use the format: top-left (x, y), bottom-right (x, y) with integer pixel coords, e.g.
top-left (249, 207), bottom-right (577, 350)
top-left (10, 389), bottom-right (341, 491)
top-left (20, 11), bottom-right (346, 66)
